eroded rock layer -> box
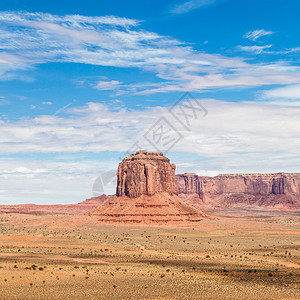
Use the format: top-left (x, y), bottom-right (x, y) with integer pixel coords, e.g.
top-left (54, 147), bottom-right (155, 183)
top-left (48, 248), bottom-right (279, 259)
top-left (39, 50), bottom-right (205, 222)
top-left (176, 173), bottom-right (300, 209)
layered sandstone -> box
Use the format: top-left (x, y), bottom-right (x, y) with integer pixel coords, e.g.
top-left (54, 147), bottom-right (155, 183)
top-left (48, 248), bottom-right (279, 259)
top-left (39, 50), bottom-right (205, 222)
top-left (90, 151), bottom-right (208, 224)
top-left (88, 192), bottom-right (208, 224)
top-left (116, 151), bottom-right (178, 197)
top-left (176, 173), bottom-right (300, 209)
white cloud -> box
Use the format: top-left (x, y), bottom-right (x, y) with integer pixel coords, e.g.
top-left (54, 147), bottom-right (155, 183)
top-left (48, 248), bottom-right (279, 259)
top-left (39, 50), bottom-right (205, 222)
top-left (170, 0), bottom-right (217, 14)
top-left (288, 47), bottom-right (300, 53)
top-left (95, 80), bottom-right (122, 90)
top-left (0, 96), bottom-right (10, 105)
top-left (42, 101), bottom-right (53, 105)
top-left (0, 52), bottom-right (33, 80)
top-left (0, 11), bottom-right (139, 27)
top-left (138, 61), bottom-right (300, 94)
top-left (0, 11), bottom-right (299, 94)
top-left (260, 84), bottom-right (300, 101)
top-left (238, 45), bottom-right (272, 54)
top-left (0, 100), bottom-right (299, 157)
top-left (244, 29), bottom-right (274, 41)
top-left (0, 159), bottom-right (116, 205)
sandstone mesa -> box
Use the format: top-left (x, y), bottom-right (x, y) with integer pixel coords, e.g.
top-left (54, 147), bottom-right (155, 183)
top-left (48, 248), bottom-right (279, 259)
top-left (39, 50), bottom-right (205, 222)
top-left (177, 172), bottom-right (300, 210)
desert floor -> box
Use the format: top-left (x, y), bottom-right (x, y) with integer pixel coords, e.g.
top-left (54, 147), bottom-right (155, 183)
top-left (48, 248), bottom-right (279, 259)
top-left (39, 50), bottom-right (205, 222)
top-left (0, 209), bottom-right (299, 299)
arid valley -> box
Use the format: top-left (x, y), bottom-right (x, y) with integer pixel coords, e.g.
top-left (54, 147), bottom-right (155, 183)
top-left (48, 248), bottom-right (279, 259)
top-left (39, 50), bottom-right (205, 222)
top-left (0, 210), bottom-right (299, 299)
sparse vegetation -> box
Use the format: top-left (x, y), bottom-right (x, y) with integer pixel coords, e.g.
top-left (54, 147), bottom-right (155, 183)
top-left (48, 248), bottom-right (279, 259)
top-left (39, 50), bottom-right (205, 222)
top-left (0, 211), bottom-right (298, 299)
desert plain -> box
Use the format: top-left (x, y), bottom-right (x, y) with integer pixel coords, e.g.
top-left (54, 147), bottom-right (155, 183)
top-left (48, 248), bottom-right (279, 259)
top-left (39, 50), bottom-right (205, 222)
top-left (0, 209), bottom-right (299, 300)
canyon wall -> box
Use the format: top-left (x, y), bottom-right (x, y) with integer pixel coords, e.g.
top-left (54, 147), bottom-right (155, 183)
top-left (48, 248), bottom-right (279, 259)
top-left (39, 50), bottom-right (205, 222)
top-left (176, 173), bottom-right (300, 209)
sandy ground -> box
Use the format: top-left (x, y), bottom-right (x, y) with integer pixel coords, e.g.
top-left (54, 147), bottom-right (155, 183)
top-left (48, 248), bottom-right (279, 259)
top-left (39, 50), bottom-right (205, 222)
top-left (0, 211), bottom-right (299, 299)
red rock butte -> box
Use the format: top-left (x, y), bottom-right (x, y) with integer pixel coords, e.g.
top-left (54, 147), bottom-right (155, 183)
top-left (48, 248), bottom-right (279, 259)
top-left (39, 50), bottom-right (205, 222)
top-left (116, 151), bottom-right (178, 198)
top-left (89, 151), bottom-right (208, 224)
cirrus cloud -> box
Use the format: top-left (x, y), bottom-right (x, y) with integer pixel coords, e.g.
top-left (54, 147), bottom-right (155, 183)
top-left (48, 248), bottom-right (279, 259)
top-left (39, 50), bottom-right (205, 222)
top-left (259, 84), bottom-right (300, 105)
top-left (170, 0), bottom-right (218, 15)
top-left (243, 29), bottom-right (274, 41)
top-left (95, 80), bottom-right (122, 90)
top-left (0, 11), bottom-right (300, 95)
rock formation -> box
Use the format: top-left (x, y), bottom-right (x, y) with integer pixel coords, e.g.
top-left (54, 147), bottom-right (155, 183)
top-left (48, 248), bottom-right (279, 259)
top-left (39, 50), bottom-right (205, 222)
top-left (89, 151), bottom-right (208, 224)
top-left (176, 173), bottom-right (300, 209)
top-left (116, 151), bottom-right (178, 197)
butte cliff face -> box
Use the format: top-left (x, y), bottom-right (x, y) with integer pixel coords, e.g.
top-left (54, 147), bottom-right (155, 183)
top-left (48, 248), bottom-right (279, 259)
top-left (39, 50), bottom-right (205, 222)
top-left (116, 151), bottom-right (178, 198)
top-left (89, 151), bottom-right (208, 224)
top-left (176, 173), bottom-right (300, 209)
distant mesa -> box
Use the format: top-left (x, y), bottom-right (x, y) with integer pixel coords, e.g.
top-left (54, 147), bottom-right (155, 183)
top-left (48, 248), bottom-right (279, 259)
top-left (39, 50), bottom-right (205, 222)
top-left (176, 172), bottom-right (300, 210)
top-left (0, 195), bottom-right (110, 215)
top-left (89, 151), bottom-right (209, 224)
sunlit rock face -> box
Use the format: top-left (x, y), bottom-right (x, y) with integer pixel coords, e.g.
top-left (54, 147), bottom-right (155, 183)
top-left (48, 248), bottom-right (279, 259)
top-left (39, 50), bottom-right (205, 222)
top-left (116, 151), bottom-right (178, 198)
top-left (176, 173), bottom-right (300, 209)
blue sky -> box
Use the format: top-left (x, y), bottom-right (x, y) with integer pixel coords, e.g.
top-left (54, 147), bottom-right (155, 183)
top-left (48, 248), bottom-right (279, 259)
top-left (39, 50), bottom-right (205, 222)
top-left (0, 0), bottom-right (299, 204)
